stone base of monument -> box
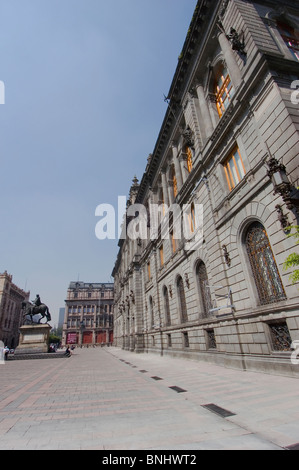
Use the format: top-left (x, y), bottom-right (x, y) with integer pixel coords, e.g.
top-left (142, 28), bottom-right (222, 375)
top-left (9, 324), bottom-right (67, 360)
top-left (15, 324), bottom-right (52, 355)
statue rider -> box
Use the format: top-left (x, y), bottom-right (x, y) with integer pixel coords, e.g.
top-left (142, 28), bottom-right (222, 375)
top-left (32, 294), bottom-right (42, 308)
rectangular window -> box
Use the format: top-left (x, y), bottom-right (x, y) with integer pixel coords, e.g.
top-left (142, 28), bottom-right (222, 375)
top-left (159, 245), bottom-right (164, 267)
top-left (268, 322), bottom-right (292, 352)
top-left (147, 261), bottom-right (151, 280)
top-left (189, 203), bottom-right (196, 233)
top-left (216, 68), bottom-right (235, 118)
top-left (206, 329), bottom-right (217, 349)
top-left (171, 231), bottom-right (177, 253)
top-left (183, 332), bottom-right (189, 348)
top-left (224, 147), bottom-right (246, 191)
top-left (186, 147), bottom-right (193, 173)
top-left (277, 21), bottom-right (299, 61)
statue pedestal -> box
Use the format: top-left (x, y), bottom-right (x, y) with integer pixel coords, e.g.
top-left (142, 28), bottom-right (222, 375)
top-left (15, 324), bottom-right (51, 355)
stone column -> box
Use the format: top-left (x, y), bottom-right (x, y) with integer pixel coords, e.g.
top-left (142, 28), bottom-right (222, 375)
top-left (196, 83), bottom-right (214, 138)
top-left (179, 155), bottom-right (188, 184)
top-left (167, 177), bottom-right (175, 205)
top-left (217, 31), bottom-right (242, 88)
top-left (161, 169), bottom-right (170, 206)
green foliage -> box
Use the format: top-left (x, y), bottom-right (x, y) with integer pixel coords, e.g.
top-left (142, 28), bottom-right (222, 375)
top-left (49, 334), bottom-right (61, 344)
top-left (284, 225), bottom-right (299, 285)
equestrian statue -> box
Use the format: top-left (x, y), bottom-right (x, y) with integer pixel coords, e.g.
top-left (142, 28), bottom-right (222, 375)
top-left (22, 294), bottom-right (51, 325)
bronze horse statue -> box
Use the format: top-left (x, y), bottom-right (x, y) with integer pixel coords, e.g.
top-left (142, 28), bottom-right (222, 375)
top-left (22, 301), bottom-right (51, 324)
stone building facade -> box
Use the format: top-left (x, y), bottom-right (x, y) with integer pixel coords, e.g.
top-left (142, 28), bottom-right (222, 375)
top-left (112, 0), bottom-right (299, 376)
top-left (62, 282), bottom-right (114, 346)
top-left (0, 271), bottom-right (30, 348)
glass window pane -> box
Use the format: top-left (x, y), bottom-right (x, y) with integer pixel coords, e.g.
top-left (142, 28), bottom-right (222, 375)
top-left (228, 158), bottom-right (239, 185)
top-left (234, 151), bottom-right (246, 179)
top-left (245, 222), bottom-right (286, 304)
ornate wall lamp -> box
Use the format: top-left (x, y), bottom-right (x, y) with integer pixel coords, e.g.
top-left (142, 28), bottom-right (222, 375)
top-left (222, 245), bottom-right (231, 267)
top-left (130, 290), bottom-right (135, 303)
top-left (275, 205), bottom-right (290, 233)
top-left (226, 27), bottom-right (247, 56)
top-left (267, 157), bottom-right (299, 213)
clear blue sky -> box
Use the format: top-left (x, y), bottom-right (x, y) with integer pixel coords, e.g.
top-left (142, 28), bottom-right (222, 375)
top-left (0, 0), bottom-right (197, 325)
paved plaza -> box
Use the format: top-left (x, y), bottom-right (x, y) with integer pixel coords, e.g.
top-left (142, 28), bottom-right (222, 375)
top-left (1, 347), bottom-right (299, 450)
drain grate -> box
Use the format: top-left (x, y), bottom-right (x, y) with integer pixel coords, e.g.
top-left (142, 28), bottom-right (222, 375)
top-left (169, 386), bottom-right (187, 393)
top-left (202, 403), bottom-right (236, 418)
top-left (139, 370), bottom-right (148, 373)
top-left (151, 376), bottom-right (163, 381)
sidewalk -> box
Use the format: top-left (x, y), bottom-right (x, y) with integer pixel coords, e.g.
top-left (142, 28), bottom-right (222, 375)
top-left (0, 347), bottom-right (299, 450)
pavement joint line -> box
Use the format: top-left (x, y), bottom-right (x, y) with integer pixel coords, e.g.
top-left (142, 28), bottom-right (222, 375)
top-left (1, 347), bottom-right (299, 450)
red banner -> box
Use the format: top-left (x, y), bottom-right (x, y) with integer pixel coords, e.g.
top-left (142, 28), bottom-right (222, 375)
top-left (67, 333), bottom-right (77, 344)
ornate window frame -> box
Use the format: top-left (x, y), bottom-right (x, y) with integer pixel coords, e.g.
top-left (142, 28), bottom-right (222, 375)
top-left (243, 221), bottom-right (286, 306)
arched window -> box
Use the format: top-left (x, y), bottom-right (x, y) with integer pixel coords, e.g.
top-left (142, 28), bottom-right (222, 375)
top-left (245, 222), bottom-right (286, 305)
top-left (277, 20), bottom-right (299, 61)
top-left (177, 276), bottom-right (188, 323)
top-left (215, 64), bottom-right (235, 118)
top-left (163, 286), bottom-right (171, 326)
top-left (196, 261), bottom-right (212, 318)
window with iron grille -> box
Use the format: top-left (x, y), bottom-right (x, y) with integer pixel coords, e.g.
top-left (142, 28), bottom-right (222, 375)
top-left (268, 322), bottom-right (292, 352)
top-left (245, 222), bottom-right (286, 305)
top-left (163, 286), bottom-right (171, 327)
top-left (149, 296), bottom-right (154, 328)
top-left (206, 329), bottom-right (217, 349)
top-left (183, 332), bottom-right (189, 348)
top-left (196, 261), bottom-right (212, 318)
top-left (177, 276), bottom-right (188, 323)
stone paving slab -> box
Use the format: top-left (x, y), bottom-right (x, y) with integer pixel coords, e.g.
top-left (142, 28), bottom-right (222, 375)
top-left (0, 347), bottom-right (298, 450)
